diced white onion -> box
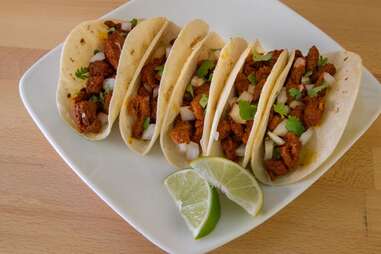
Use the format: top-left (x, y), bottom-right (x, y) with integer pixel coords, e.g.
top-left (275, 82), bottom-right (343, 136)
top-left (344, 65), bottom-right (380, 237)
top-left (213, 131), bottom-right (219, 141)
top-left (143, 83), bottom-right (152, 92)
top-left (294, 57), bottom-right (305, 68)
top-left (229, 104), bottom-right (246, 124)
top-left (235, 144), bottom-right (246, 157)
top-left (323, 72), bottom-right (336, 86)
top-left (277, 87), bottom-right (287, 104)
top-left (180, 106), bottom-right (195, 121)
top-left (166, 46), bottom-right (172, 58)
top-left (153, 87), bottom-right (159, 98)
top-left (298, 84), bottom-right (304, 91)
top-left (142, 124), bottom-right (155, 140)
top-left (267, 131), bottom-right (285, 146)
top-left (289, 100), bottom-right (304, 109)
top-left (121, 22), bottom-right (132, 31)
top-left (228, 97), bottom-right (237, 107)
top-left (264, 138), bottom-right (274, 160)
top-left (186, 142), bottom-right (200, 160)
top-left (191, 76), bottom-right (205, 87)
top-left (90, 52), bottom-right (105, 63)
top-left (305, 84), bottom-right (314, 91)
top-left (103, 78), bottom-right (115, 91)
top-left (248, 84), bottom-right (255, 94)
top-left (97, 112), bottom-right (108, 126)
top-left (299, 128), bottom-right (313, 146)
top-left (273, 119), bottom-right (288, 137)
top-left (178, 143), bottom-right (187, 153)
top-left (238, 91), bottom-right (253, 103)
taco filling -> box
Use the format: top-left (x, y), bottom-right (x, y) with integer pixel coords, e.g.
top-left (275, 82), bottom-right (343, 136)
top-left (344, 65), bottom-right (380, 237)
top-left (71, 19), bottom-right (137, 134)
top-left (169, 50), bottom-right (220, 160)
top-left (127, 40), bottom-right (175, 140)
top-left (264, 46), bottom-right (337, 179)
top-left (216, 48), bottom-right (283, 162)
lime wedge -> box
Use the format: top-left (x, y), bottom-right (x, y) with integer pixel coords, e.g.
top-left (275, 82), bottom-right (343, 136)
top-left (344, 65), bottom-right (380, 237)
top-left (164, 169), bottom-right (221, 239)
top-left (190, 157), bottom-right (263, 216)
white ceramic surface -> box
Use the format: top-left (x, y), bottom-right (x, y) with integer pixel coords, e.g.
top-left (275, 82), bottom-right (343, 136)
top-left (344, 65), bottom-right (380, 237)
top-left (19, 0), bottom-right (381, 253)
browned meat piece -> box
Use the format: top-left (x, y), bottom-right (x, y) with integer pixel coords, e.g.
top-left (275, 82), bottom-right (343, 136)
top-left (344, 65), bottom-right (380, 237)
top-left (192, 120), bottom-right (204, 143)
top-left (265, 159), bottom-right (289, 179)
top-left (269, 49), bottom-right (283, 66)
top-left (88, 60), bottom-right (114, 77)
top-left (221, 138), bottom-right (239, 162)
top-left (104, 31), bottom-right (125, 69)
top-left (289, 105), bottom-right (305, 120)
top-left (230, 119), bottom-right (244, 141)
top-left (103, 92), bottom-right (112, 113)
top-left (191, 94), bottom-right (205, 120)
top-left (306, 45), bottom-right (319, 72)
top-left (141, 57), bottom-right (164, 89)
top-left (73, 100), bottom-right (102, 133)
top-left (243, 57), bottom-right (255, 75)
top-left (86, 75), bottom-right (104, 94)
top-left (311, 63), bottom-right (337, 83)
top-left (170, 119), bottom-right (192, 144)
top-left (74, 88), bottom-right (89, 102)
top-left (137, 85), bottom-right (151, 97)
top-left (234, 72), bottom-right (250, 95)
top-left (287, 57), bottom-right (306, 84)
top-left (194, 83), bottom-right (210, 97)
top-left (242, 120), bottom-right (253, 144)
top-left (252, 79), bottom-right (265, 102)
top-left (295, 49), bottom-right (303, 58)
top-left (280, 133), bottom-right (302, 169)
top-left (217, 119), bottom-right (231, 139)
top-left (104, 20), bottom-right (121, 30)
top-left (268, 111), bottom-right (282, 131)
top-left (304, 96), bottom-right (325, 127)
top-left (127, 95), bottom-right (150, 138)
top-left (255, 65), bottom-right (271, 81)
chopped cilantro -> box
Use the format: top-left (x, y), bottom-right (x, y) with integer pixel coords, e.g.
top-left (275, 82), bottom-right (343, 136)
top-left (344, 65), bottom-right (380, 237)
top-left (318, 55), bottom-right (328, 67)
top-left (155, 65), bottom-right (164, 76)
top-left (247, 73), bottom-right (257, 85)
top-left (93, 49), bottom-right (100, 55)
top-left (253, 48), bottom-right (272, 62)
top-left (75, 66), bottom-right (89, 80)
top-left (196, 60), bottom-right (215, 78)
top-left (238, 100), bottom-right (257, 120)
top-left (273, 147), bottom-right (281, 160)
top-left (130, 18), bottom-right (138, 27)
top-left (286, 116), bottom-right (305, 136)
top-left (143, 117), bottom-right (150, 130)
top-left (273, 103), bottom-right (289, 118)
top-left (288, 88), bottom-right (302, 100)
top-left (186, 84), bottom-right (194, 97)
top-left (89, 95), bottom-right (99, 103)
top-left (307, 83), bottom-right (329, 97)
top-left (199, 94), bottom-right (208, 109)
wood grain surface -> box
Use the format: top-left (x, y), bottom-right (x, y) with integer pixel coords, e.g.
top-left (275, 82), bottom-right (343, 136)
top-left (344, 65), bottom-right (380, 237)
top-left (1, 0), bottom-right (381, 253)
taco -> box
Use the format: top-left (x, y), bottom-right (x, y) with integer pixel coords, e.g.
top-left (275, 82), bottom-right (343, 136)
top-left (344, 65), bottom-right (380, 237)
top-left (251, 46), bottom-right (362, 185)
top-left (56, 17), bottom-right (167, 140)
top-left (206, 41), bottom-right (289, 167)
top-left (119, 20), bottom-right (209, 155)
top-left (160, 33), bottom-right (246, 168)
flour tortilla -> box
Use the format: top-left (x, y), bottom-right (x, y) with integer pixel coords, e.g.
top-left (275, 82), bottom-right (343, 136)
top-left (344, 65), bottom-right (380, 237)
top-left (56, 17), bottom-right (167, 140)
top-left (206, 41), bottom-right (289, 168)
top-left (119, 19), bottom-right (209, 155)
top-left (160, 32), bottom-right (225, 168)
top-left (251, 50), bottom-right (362, 185)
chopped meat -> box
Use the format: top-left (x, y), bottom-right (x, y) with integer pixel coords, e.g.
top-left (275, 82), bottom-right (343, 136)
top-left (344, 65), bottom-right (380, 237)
top-left (243, 57), bottom-right (255, 75)
top-left (127, 95), bottom-right (150, 138)
top-left (306, 45), bottom-right (319, 73)
top-left (268, 111), bottom-right (282, 131)
top-left (194, 83), bottom-right (210, 97)
top-left (295, 49), bottom-right (303, 58)
top-left (141, 59), bottom-right (161, 88)
top-left (242, 120), bottom-right (253, 144)
top-left (86, 75), bottom-right (104, 94)
top-left (137, 85), bottom-right (151, 97)
top-left (73, 100), bottom-right (102, 133)
top-left (103, 92), bottom-right (112, 113)
top-left (256, 65), bottom-right (271, 81)
top-left (74, 88), bottom-right (89, 102)
top-left (235, 72), bottom-right (250, 95)
top-left (104, 31), bottom-right (125, 69)
top-left (303, 96), bottom-right (325, 127)
top-left (191, 95), bottom-right (205, 120)
top-left (265, 159), bottom-right (289, 179)
top-left (289, 105), bottom-right (305, 120)
top-left (170, 119), bottom-right (192, 144)
top-left (252, 79), bottom-right (265, 102)
top-left (280, 133), bottom-right (302, 169)
top-left (221, 138), bottom-right (239, 162)
top-left (230, 119), bottom-right (244, 141)
top-left (269, 49), bottom-right (283, 66)
top-left (311, 63), bottom-right (337, 83)
top-left (287, 57), bottom-right (306, 84)
top-left (89, 61), bottom-right (113, 77)
top-left (192, 120), bottom-right (204, 143)
top-left (104, 20), bottom-right (121, 30)
top-left (217, 119), bottom-right (231, 139)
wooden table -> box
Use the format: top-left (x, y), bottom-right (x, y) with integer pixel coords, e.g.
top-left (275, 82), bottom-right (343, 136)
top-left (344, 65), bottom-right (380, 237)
top-left (1, 0), bottom-right (381, 253)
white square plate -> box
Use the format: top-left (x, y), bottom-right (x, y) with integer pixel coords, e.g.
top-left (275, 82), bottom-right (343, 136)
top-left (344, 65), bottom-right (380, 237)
top-left (19, 0), bottom-right (381, 253)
